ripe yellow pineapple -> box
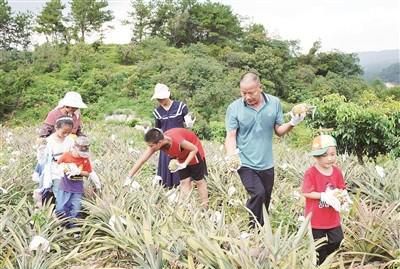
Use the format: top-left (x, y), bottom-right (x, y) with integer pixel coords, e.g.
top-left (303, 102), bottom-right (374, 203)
top-left (291, 103), bottom-right (316, 116)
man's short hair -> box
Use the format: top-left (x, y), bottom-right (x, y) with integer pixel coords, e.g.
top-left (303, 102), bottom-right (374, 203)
top-left (144, 128), bottom-right (164, 143)
top-left (240, 71), bottom-right (261, 85)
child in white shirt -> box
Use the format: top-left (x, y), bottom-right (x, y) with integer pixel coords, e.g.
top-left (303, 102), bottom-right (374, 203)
top-left (34, 117), bottom-right (75, 206)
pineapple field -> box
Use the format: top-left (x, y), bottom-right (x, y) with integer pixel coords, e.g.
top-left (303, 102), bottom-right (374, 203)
top-left (1, 123), bottom-right (399, 269)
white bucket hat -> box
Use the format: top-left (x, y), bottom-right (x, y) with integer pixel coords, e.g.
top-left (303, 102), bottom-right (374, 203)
top-left (59, 91), bottom-right (87, 108)
top-left (151, 83), bottom-right (170, 100)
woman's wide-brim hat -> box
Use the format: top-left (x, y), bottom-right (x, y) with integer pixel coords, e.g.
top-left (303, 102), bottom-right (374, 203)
top-left (59, 91), bottom-right (87, 108)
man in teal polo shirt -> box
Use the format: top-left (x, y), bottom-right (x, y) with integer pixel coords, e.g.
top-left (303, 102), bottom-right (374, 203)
top-left (225, 72), bottom-right (305, 227)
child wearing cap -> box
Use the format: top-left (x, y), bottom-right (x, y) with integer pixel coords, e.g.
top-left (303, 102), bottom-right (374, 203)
top-left (301, 134), bottom-right (346, 265)
top-left (55, 136), bottom-right (92, 223)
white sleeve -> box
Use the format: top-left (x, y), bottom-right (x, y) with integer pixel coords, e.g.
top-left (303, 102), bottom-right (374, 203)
top-left (42, 145), bottom-right (54, 189)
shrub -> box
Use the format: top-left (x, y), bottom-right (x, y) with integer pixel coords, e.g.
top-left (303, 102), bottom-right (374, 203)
top-left (307, 94), bottom-right (400, 163)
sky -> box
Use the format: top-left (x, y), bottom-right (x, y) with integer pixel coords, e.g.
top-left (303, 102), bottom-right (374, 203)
top-left (8, 0), bottom-right (400, 53)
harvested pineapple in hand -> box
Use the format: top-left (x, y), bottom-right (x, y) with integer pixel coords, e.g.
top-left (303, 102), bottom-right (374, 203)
top-left (332, 189), bottom-right (352, 212)
top-left (61, 163), bottom-right (82, 178)
top-left (291, 103), bottom-right (316, 117)
top-left (224, 150), bottom-right (241, 172)
top-left (168, 159), bottom-right (179, 171)
top-left (60, 163), bottom-right (70, 173)
top-left (168, 159), bottom-right (188, 172)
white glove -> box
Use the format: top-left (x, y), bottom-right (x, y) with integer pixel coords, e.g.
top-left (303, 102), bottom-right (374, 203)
top-left (130, 180), bottom-right (141, 191)
top-left (89, 171), bottom-right (102, 190)
top-left (320, 188), bottom-right (341, 212)
top-left (124, 176), bottom-right (141, 191)
top-left (123, 176), bottom-right (133, 187)
top-left (289, 111), bottom-right (306, 126)
top-left (152, 175), bottom-right (162, 187)
top-left (184, 112), bottom-right (196, 128)
top-left (65, 163), bottom-right (81, 177)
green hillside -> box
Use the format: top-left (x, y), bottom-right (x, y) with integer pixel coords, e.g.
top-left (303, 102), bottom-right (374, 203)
top-left (1, 0), bottom-right (400, 160)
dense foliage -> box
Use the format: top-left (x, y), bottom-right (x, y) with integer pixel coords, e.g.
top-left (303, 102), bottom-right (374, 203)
top-left (1, 0), bottom-right (399, 161)
top-left (307, 94), bottom-right (400, 162)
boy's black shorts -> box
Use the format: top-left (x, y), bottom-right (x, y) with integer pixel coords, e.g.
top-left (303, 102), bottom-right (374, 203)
top-left (312, 225), bottom-right (344, 244)
top-left (178, 158), bottom-right (207, 181)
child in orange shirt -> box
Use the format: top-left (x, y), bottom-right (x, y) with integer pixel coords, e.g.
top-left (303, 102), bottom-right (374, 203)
top-left (55, 136), bottom-right (92, 222)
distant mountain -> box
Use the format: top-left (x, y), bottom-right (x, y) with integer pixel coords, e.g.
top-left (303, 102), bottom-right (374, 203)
top-left (357, 49), bottom-right (400, 82)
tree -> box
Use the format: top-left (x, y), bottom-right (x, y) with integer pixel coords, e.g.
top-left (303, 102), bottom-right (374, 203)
top-left (306, 73), bottom-right (368, 101)
top-left (0, 0), bottom-right (32, 50)
top-left (12, 12), bottom-right (32, 50)
top-left (189, 1), bottom-right (242, 45)
top-left (241, 23), bottom-right (268, 52)
top-left (35, 0), bottom-right (66, 43)
top-left (148, 0), bottom-right (176, 38)
top-left (0, 0), bottom-right (13, 50)
top-left (70, 0), bottom-right (113, 42)
top-left (167, 1), bottom-right (196, 47)
top-left (128, 0), bottom-right (152, 42)
top-left (297, 41), bottom-right (321, 66)
top-left (315, 51), bottom-right (363, 77)
top-left (127, 0), bottom-right (242, 47)
top-left (298, 41), bottom-right (363, 77)
top-left (247, 44), bottom-right (293, 98)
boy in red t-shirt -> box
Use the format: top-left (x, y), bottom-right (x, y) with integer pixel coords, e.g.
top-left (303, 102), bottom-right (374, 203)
top-left (126, 128), bottom-right (208, 207)
top-left (302, 135), bottom-right (346, 265)
top-left (55, 136), bottom-right (92, 222)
